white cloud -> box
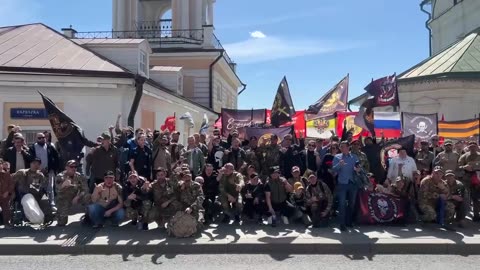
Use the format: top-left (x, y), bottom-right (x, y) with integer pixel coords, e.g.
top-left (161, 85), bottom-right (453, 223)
top-left (0, 0), bottom-right (41, 26)
top-left (224, 35), bottom-right (364, 64)
top-left (249, 31), bottom-right (266, 39)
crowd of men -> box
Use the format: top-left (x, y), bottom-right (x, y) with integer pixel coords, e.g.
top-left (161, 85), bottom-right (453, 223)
top-left (0, 120), bottom-right (479, 234)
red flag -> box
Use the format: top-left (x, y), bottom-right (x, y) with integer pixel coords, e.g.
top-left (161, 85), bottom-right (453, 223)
top-left (357, 191), bottom-right (407, 225)
top-left (336, 112), bottom-right (368, 139)
top-left (161, 115), bottom-right (176, 132)
top-left (267, 110), bottom-right (305, 137)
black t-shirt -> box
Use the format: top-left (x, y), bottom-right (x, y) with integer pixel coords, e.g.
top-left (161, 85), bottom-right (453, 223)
top-left (242, 182), bottom-right (265, 202)
top-left (202, 172), bottom-right (219, 198)
top-left (208, 145), bottom-right (225, 170)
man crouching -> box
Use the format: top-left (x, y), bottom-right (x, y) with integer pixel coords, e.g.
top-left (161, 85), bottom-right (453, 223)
top-left (55, 160), bottom-right (91, 226)
top-left (124, 171), bottom-right (152, 230)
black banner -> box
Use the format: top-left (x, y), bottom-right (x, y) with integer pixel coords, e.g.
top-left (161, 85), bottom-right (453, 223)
top-left (221, 109), bottom-right (266, 138)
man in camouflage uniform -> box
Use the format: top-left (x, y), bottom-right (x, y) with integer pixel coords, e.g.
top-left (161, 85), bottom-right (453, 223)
top-left (55, 160), bottom-right (90, 226)
top-left (419, 166), bottom-right (455, 229)
top-left (445, 170), bottom-right (467, 227)
top-left (217, 163), bottom-right (245, 223)
top-left (304, 173), bottom-right (333, 227)
top-left (351, 139), bottom-right (369, 173)
top-left (415, 141), bottom-right (434, 174)
top-left (124, 171), bottom-right (152, 230)
top-left (150, 167), bottom-right (182, 227)
top-left (13, 158), bottom-right (54, 224)
top-left (178, 170), bottom-right (205, 224)
top-left (458, 141), bottom-right (480, 221)
top-left (243, 136), bottom-right (260, 174)
top-left (256, 134), bottom-right (281, 179)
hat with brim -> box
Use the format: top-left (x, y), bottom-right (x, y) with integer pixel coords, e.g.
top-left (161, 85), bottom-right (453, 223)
top-left (104, 170), bottom-right (115, 178)
top-left (101, 132), bottom-right (111, 140)
top-left (445, 170), bottom-right (455, 177)
top-left (292, 166), bottom-right (300, 173)
top-left (444, 140), bottom-right (453, 146)
top-left (269, 166), bottom-right (281, 174)
top-left (66, 160), bottom-right (77, 167)
top-left (433, 166), bottom-right (444, 173)
top-left (128, 171), bottom-right (139, 178)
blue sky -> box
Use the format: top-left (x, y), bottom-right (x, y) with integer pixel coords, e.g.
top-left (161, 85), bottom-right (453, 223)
top-left (0, 0), bottom-right (430, 111)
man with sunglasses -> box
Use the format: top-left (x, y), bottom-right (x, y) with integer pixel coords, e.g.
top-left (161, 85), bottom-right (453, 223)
top-left (30, 132), bottom-right (60, 211)
top-left (279, 134), bottom-right (305, 179)
top-left (429, 135), bottom-right (444, 159)
top-left (302, 140), bottom-right (320, 174)
top-left (55, 160), bottom-right (90, 226)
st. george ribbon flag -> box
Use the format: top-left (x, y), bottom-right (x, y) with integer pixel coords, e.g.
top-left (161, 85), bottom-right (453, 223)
top-left (39, 91), bottom-right (97, 166)
top-left (270, 76), bottom-right (296, 127)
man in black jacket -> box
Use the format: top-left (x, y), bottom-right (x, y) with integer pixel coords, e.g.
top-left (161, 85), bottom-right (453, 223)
top-left (3, 133), bottom-right (32, 174)
top-left (30, 132), bottom-right (60, 210)
top-left (280, 134), bottom-right (305, 179)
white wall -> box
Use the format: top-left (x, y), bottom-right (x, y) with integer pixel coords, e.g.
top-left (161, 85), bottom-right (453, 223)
top-left (183, 69), bottom-right (210, 107)
top-left (86, 46), bottom-right (142, 76)
top-left (430, 0), bottom-right (480, 55)
top-left (0, 74), bottom-right (134, 140)
top-left (398, 79), bottom-right (480, 121)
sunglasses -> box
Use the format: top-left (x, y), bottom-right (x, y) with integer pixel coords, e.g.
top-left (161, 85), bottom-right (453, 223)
top-left (37, 137), bottom-right (45, 139)
top-left (308, 144), bottom-right (315, 147)
top-left (68, 165), bottom-right (77, 168)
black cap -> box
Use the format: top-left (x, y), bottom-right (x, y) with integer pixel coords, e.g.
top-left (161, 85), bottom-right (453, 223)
top-left (104, 170), bottom-right (115, 177)
top-left (32, 157), bottom-right (42, 163)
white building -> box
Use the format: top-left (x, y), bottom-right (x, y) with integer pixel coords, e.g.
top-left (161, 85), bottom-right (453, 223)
top-left (0, 0), bottom-right (244, 144)
top-left (423, 0), bottom-right (480, 56)
top-left (350, 0), bottom-right (480, 122)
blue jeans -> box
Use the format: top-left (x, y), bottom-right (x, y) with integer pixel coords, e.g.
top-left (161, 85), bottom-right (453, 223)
top-left (88, 203), bottom-right (125, 226)
top-left (336, 183), bottom-right (358, 226)
top-left (436, 197), bottom-right (446, 225)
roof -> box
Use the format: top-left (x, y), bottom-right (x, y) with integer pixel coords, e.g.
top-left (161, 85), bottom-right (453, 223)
top-left (0, 23), bottom-right (127, 73)
top-left (150, 66), bottom-right (183, 72)
top-left (399, 30), bottom-right (480, 81)
top-left (73, 38), bottom-right (146, 45)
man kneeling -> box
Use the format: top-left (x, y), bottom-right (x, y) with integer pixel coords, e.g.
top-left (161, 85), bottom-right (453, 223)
top-left (419, 166), bottom-right (455, 230)
top-left (88, 171), bottom-right (125, 228)
top-left (305, 173), bottom-right (333, 227)
top-left (124, 171), bottom-right (152, 230)
top-left (55, 160), bottom-right (90, 226)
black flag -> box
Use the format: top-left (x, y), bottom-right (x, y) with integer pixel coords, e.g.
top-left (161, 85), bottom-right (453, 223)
top-left (271, 76), bottom-right (295, 127)
top-left (39, 92), bottom-right (96, 165)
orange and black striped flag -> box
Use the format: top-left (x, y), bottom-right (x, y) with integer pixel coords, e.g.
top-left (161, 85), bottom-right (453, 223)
top-left (438, 118), bottom-right (480, 138)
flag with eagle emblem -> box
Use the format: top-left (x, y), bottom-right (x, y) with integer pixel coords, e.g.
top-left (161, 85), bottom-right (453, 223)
top-left (271, 76), bottom-right (295, 127)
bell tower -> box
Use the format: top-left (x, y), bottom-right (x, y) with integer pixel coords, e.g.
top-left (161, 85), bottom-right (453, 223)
top-left (112, 0), bottom-right (215, 32)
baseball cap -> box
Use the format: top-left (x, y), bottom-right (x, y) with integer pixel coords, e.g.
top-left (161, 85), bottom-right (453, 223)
top-left (433, 166), bottom-right (444, 173)
top-left (291, 166), bottom-right (300, 173)
top-left (101, 132), bottom-right (111, 140)
top-left (128, 171), bottom-right (139, 178)
top-left (104, 170), bottom-right (115, 177)
top-left (293, 182), bottom-right (304, 192)
top-left (445, 170), bottom-right (455, 177)
top-left (444, 140), bottom-right (453, 146)
top-left (269, 166), bottom-right (281, 174)
top-left (66, 160), bottom-right (77, 167)
top-left (31, 157), bottom-right (42, 163)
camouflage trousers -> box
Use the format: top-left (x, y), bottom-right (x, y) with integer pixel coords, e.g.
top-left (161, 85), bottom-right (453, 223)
top-left (55, 191), bottom-right (91, 226)
top-left (220, 194), bottom-right (243, 218)
top-left (181, 203), bottom-right (205, 224)
top-left (125, 199), bottom-right (153, 223)
top-left (419, 198), bottom-right (456, 223)
top-left (150, 200), bottom-right (183, 225)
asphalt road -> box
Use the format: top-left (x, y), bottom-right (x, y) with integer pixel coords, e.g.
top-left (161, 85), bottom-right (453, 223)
top-left (1, 254), bottom-right (478, 270)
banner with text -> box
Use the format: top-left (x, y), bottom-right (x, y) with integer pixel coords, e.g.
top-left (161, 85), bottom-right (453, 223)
top-left (221, 109), bottom-right (266, 138)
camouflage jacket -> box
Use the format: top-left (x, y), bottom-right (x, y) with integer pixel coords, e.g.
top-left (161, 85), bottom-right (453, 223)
top-left (219, 172), bottom-right (245, 197)
top-left (256, 144), bottom-right (281, 175)
top-left (178, 180), bottom-right (204, 212)
top-left (352, 150), bottom-right (370, 173)
top-left (305, 181), bottom-right (333, 214)
top-left (13, 169), bottom-right (47, 195)
top-left (151, 178), bottom-right (178, 205)
top-left (419, 176), bottom-right (449, 205)
top-left (55, 171), bottom-right (89, 198)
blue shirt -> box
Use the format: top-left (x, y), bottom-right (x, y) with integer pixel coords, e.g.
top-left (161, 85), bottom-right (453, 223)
top-left (332, 153), bottom-right (359, 185)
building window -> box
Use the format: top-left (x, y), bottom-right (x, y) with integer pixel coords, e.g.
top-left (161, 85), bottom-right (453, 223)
top-left (139, 51), bottom-right (147, 74)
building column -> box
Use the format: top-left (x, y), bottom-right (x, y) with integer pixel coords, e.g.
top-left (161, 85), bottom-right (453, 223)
top-left (190, 0), bottom-right (202, 30)
top-left (128, 0), bottom-right (138, 31)
top-left (207, 0), bottom-right (214, 25)
top-left (172, 0), bottom-right (182, 31)
top-left (181, 0), bottom-right (190, 30)
top-left (112, 0), bottom-right (118, 31)
top-left (202, 0), bottom-right (207, 25)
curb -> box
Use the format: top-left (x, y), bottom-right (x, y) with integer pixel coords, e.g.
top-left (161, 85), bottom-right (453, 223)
top-left (1, 242), bottom-right (480, 255)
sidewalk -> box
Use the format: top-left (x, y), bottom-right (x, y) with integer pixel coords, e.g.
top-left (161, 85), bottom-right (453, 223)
top-left (1, 213), bottom-right (480, 255)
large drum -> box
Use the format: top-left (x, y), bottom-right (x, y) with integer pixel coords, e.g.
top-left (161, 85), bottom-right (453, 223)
top-left (167, 211), bottom-right (198, 238)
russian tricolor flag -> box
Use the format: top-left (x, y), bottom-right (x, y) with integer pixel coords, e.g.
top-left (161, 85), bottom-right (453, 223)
top-left (374, 112), bottom-right (402, 138)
